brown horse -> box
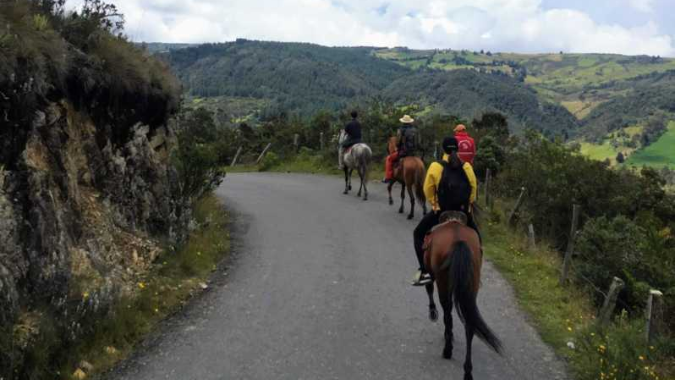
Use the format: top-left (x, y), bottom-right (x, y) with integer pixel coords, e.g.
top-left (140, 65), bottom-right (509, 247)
top-left (386, 137), bottom-right (427, 220)
top-left (423, 211), bottom-right (503, 380)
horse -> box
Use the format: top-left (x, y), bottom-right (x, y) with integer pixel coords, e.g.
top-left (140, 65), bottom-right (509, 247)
top-left (338, 130), bottom-right (372, 200)
top-left (386, 136), bottom-right (427, 220)
top-left (422, 211), bottom-right (503, 380)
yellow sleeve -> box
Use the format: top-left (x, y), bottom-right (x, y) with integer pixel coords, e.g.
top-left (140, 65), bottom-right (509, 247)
top-left (424, 162), bottom-right (443, 211)
top-left (463, 163), bottom-right (478, 204)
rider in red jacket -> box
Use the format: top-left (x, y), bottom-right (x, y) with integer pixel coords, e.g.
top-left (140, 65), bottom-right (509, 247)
top-left (454, 124), bottom-right (476, 165)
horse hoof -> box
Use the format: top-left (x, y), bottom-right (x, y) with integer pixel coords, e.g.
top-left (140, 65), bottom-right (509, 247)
top-left (349, 186), bottom-right (352, 190)
top-left (363, 197), bottom-right (368, 201)
top-left (464, 374), bottom-right (473, 380)
top-left (398, 210), bottom-right (403, 214)
top-left (429, 308), bottom-right (438, 322)
top-left (343, 191), bottom-right (348, 195)
top-left (389, 200), bottom-right (393, 206)
top-left (442, 348), bottom-right (453, 360)
top-left (407, 214), bottom-right (414, 220)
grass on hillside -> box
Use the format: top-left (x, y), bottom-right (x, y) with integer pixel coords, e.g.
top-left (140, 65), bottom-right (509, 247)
top-left (577, 125), bottom-right (645, 165)
top-left (627, 122), bottom-right (675, 169)
top-left (579, 141), bottom-right (620, 163)
top-left (61, 195), bottom-right (231, 379)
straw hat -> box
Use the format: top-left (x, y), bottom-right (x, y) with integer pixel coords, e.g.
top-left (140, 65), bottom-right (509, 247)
top-left (454, 124), bottom-right (467, 132)
top-left (399, 115), bottom-right (415, 124)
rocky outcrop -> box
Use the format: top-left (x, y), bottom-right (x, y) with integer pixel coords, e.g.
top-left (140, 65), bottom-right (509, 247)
top-left (0, 101), bottom-right (188, 328)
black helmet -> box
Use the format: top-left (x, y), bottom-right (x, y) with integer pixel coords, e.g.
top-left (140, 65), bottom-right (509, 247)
top-left (442, 137), bottom-right (458, 153)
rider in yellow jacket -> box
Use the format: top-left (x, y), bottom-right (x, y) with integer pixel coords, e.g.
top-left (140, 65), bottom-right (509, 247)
top-left (412, 137), bottom-right (479, 286)
top-left (424, 154), bottom-right (477, 211)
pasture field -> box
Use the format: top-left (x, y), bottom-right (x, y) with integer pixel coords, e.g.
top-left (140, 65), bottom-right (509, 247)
top-left (626, 122), bottom-right (675, 168)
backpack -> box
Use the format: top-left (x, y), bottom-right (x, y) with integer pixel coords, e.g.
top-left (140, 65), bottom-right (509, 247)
top-left (437, 161), bottom-right (472, 212)
top-left (457, 136), bottom-right (476, 164)
top-left (402, 127), bottom-right (417, 152)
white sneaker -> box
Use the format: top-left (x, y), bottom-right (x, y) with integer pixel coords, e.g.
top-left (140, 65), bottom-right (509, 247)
top-left (411, 270), bottom-right (432, 286)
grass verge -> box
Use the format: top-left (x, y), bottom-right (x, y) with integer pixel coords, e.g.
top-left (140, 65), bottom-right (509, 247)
top-left (481, 206), bottom-right (674, 380)
top-left (228, 152), bottom-right (386, 181)
top-left (61, 194), bottom-right (231, 379)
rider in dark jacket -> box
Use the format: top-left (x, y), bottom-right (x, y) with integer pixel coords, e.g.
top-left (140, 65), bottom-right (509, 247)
top-left (342, 111), bottom-right (362, 148)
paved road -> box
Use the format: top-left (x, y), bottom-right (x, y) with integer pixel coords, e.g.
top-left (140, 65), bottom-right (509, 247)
top-left (109, 173), bottom-right (568, 380)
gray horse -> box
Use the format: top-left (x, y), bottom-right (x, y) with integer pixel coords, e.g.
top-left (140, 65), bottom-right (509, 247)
top-left (338, 130), bottom-right (372, 200)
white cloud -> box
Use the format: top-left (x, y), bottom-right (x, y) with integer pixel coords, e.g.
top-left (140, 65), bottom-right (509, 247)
top-left (628, 0), bottom-right (654, 13)
top-left (67, 0), bottom-right (675, 56)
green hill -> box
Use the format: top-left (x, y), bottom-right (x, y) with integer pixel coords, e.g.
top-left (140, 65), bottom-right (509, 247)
top-left (381, 69), bottom-right (578, 135)
top-left (160, 40), bottom-right (577, 135)
top-left (373, 47), bottom-right (675, 168)
top-left (163, 40), bottom-right (410, 116)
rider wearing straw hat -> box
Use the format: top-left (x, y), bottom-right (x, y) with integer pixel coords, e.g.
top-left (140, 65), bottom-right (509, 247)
top-left (384, 115), bottom-right (417, 183)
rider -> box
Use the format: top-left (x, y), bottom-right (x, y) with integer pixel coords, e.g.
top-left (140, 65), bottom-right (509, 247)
top-left (454, 124), bottom-right (476, 165)
top-left (383, 114), bottom-right (416, 183)
top-left (339, 111), bottom-right (362, 170)
top-left (411, 136), bottom-right (479, 286)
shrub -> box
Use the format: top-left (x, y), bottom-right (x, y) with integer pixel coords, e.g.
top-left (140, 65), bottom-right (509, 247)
top-left (572, 313), bottom-right (668, 380)
top-left (173, 108), bottom-right (226, 203)
top-left (259, 151), bottom-right (281, 171)
top-left (575, 216), bottom-right (649, 309)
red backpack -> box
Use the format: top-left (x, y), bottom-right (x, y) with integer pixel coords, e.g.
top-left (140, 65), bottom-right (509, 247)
top-left (455, 132), bottom-right (476, 164)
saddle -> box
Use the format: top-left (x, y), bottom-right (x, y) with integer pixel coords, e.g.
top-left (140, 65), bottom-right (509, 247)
top-left (423, 211), bottom-right (468, 252)
top-left (344, 146), bottom-right (354, 154)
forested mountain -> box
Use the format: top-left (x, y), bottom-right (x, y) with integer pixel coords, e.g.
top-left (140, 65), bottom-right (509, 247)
top-left (159, 40), bottom-right (577, 135)
top-left (381, 69), bottom-right (578, 135)
top-left (162, 40), bottom-right (409, 115)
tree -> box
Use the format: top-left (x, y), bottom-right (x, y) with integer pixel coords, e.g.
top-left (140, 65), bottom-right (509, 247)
top-left (173, 108), bottom-right (226, 203)
top-left (616, 152), bottom-right (625, 164)
top-left (471, 112), bottom-right (510, 143)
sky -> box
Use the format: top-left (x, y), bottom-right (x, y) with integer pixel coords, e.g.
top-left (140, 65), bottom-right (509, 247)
top-left (69, 0), bottom-right (675, 56)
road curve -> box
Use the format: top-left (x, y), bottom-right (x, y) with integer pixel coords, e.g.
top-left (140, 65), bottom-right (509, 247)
top-left (108, 173), bottom-right (568, 380)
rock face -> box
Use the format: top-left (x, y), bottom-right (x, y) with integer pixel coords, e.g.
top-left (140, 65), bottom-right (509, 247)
top-left (0, 101), bottom-right (188, 327)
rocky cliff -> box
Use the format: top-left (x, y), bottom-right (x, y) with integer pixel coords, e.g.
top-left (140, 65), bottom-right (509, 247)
top-left (0, 100), bottom-right (188, 335)
top-left (0, 2), bottom-right (187, 373)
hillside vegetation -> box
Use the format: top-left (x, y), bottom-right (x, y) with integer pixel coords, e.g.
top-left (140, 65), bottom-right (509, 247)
top-left (158, 40), bottom-right (578, 136)
top-left (373, 48), bottom-right (675, 168)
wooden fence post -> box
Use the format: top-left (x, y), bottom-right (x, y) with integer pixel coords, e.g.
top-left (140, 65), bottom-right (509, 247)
top-left (320, 132), bottom-right (325, 151)
top-left (255, 143), bottom-right (272, 165)
top-left (560, 204), bottom-right (581, 285)
top-left (230, 146), bottom-right (243, 167)
top-left (484, 169), bottom-right (491, 209)
top-left (645, 289), bottom-right (664, 344)
top-left (598, 277), bottom-right (625, 326)
top-left (507, 187), bottom-right (526, 226)
top-left (293, 134), bottom-right (300, 152)
top-left (528, 224), bottom-right (536, 250)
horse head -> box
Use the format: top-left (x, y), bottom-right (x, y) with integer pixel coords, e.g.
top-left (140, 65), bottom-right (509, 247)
top-left (338, 129), bottom-right (347, 147)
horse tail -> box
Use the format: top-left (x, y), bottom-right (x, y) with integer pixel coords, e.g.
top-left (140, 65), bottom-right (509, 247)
top-left (445, 241), bottom-right (503, 355)
top-left (414, 160), bottom-right (426, 206)
top-left (360, 146), bottom-right (372, 176)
